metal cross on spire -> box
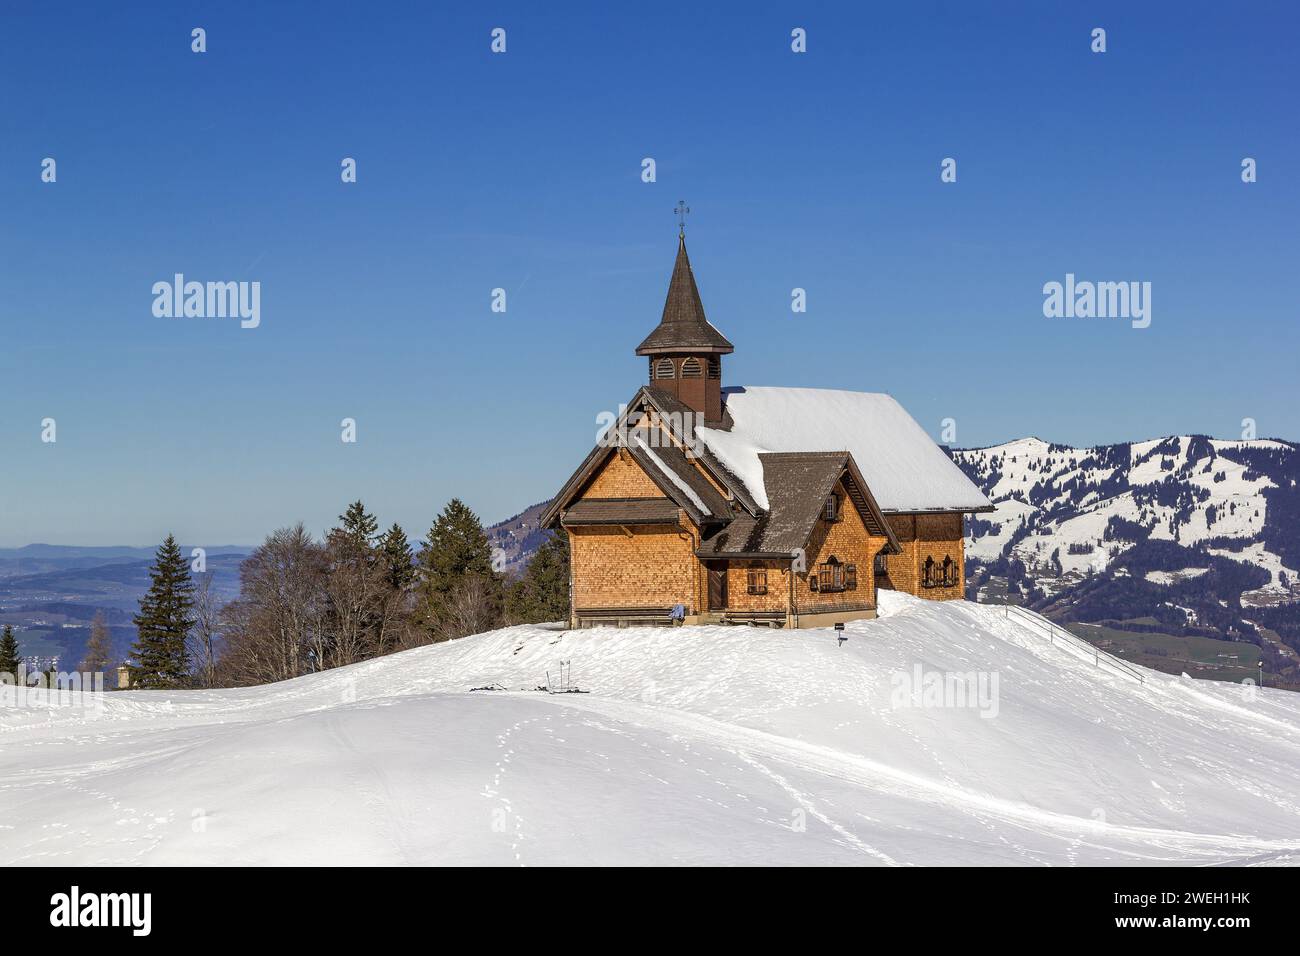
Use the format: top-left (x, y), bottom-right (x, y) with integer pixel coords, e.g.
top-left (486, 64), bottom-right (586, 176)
top-left (675, 200), bottom-right (690, 236)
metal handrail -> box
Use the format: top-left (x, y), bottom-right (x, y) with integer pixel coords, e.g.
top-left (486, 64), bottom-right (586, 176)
top-left (1004, 604), bottom-right (1146, 684)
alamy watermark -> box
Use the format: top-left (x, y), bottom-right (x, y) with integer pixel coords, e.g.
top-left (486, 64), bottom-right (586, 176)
top-left (50, 886), bottom-right (151, 936)
top-left (152, 274), bottom-right (260, 329)
top-left (890, 664), bottom-right (1000, 718)
top-left (1042, 273), bottom-right (1151, 329)
top-left (595, 404), bottom-right (705, 458)
top-left (1, 666), bottom-right (106, 717)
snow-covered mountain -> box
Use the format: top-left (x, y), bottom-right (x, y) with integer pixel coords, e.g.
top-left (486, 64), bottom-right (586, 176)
top-left (4, 592), bottom-right (1297, 866)
top-left (952, 436), bottom-right (1300, 680)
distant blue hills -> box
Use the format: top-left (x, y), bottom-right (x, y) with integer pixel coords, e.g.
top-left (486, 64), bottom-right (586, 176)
top-left (0, 543), bottom-right (252, 575)
top-left (0, 547), bottom-right (251, 666)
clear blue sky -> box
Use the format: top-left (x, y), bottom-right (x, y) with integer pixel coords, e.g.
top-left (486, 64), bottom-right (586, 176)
top-left (1, 1), bottom-right (1296, 546)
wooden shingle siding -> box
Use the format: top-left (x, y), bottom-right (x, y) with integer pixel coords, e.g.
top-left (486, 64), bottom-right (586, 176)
top-left (725, 560), bottom-right (788, 613)
top-left (584, 449), bottom-right (663, 498)
top-left (881, 513), bottom-right (965, 601)
top-left (568, 523), bottom-right (697, 611)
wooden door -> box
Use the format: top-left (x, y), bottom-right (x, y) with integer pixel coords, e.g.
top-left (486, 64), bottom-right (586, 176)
top-left (708, 565), bottom-right (728, 611)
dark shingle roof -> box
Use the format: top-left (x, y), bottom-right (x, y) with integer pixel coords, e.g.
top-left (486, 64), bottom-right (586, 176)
top-left (697, 452), bottom-right (898, 556)
top-left (560, 498), bottom-right (682, 526)
top-left (696, 512), bottom-right (772, 556)
top-left (698, 453), bottom-right (844, 555)
top-left (635, 236), bottom-right (734, 355)
top-left (642, 385), bottom-right (756, 512)
top-left (623, 428), bottom-right (731, 521)
top-left (756, 453), bottom-right (851, 552)
top-left (539, 385), bottom-right (758, 531)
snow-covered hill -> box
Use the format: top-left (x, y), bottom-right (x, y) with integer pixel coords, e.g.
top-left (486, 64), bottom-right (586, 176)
top-left (4, 593), bottom-right (1298, 866)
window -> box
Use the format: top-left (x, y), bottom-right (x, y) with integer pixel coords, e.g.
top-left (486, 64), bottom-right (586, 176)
top-left (845, 564), bottom-right (857, 591)
top-left (815, 556), bottom-right (847, 592)
top-left (823, 494), bottom-right (840, 522)
top-left (681, 357), bottom-right (703, 378)
top-left (747, 567), bottom-right (768, 595)
top-left (654, 358), bottom-right (675, 379)
top-left (873, 552), bottom-right (888, 577)
top-left (921, 555), bottom-right (957, 589)
top-left (707, 357), bottom-right (720, 379)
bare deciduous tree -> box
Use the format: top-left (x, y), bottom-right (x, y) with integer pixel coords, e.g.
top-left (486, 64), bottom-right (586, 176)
top-left (190, 572), bottom-right (221, 687)
top-left (212, 511), bottom-right (475, 686)
top-left (323, 541), bottom-right (387, 667)
top-left (438, 574), bottom-right (501, 643)
top-left (218, 524), bottom-right (328, 686)
top-left (80, 611), bottom-right (113, 674)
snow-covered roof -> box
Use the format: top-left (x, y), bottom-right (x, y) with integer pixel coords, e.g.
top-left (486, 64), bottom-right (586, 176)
top-left (696, 387), bottom-right (993, 514)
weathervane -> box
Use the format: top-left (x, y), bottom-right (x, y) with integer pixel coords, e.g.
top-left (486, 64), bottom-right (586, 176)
top-left (675, 199), bottom-right (690, 236)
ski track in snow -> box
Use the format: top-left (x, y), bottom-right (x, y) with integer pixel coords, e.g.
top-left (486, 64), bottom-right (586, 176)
top-left (540, 693), bottom-right (1299, 860)
top-left (2, 592), bottom-right (1299, 866)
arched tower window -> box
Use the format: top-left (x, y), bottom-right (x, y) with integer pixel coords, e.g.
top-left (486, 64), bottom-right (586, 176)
top-left (707, 357), bottom-right (720, 379)
top-left (654, 358), bottom-right (676, 379)
top-left (680, 357), bottom-right (703, 379)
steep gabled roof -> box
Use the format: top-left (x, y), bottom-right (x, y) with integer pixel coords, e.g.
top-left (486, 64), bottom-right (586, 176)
top-left (538, 390), bottom-right (733, 530)
top-left (540, 386), bottom-right (760, 530)
top-left (697, 452), bottom-right (900, 557)
top-left (623, 428), bottom-right (731, 521)
top-left (642, 385), bottom-right (758, 514)
top-left (635, 236), bottom-right (734, 356)
top-left (696, 387), bottom-right (994, 514)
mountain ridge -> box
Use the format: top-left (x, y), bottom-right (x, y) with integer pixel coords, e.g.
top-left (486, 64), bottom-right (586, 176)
top-left (948, 433), bottom-right (1300, 684)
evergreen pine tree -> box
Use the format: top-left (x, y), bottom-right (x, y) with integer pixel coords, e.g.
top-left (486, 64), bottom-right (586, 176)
top-left (507, 532), bottom-right (571, 624)
top-left (81, 611), bottom-right (114, 673)
top-left (324, 500), bottom-right (384, 666)
top-left (0, 625), bottom-right (20, 679)
top-left (379, 522), bottom-right (415, 590)
top-left (129, 535), bottom-right (195, 688)
top-left (416, 499), bottom-right (502, 635)
top-left (332, 500), bottom-right (379, 555)
top-left (370, 522), bottom-right (417, 655)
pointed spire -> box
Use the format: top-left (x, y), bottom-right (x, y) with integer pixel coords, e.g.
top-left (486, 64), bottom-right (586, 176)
top-left (635, 234), bottom-right (734, 356)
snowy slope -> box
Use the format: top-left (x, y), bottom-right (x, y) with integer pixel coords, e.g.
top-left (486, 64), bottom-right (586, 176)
top-left (4, 594), bottom-right (1298, 866)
